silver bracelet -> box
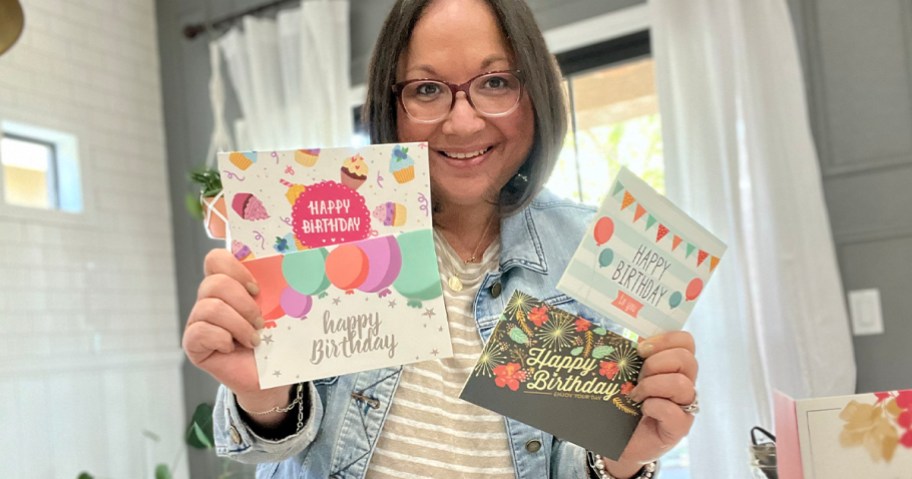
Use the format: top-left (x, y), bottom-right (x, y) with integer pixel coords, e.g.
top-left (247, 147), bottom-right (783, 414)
top-left (239, 383), bottom-right (306, 432)
top-left (241, 384), bottom-right (303, 415)
top-left (588, 452), bottom-right (656, 479)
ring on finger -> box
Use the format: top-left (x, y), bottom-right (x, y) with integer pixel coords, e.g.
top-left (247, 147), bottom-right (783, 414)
top-left (680, 390), bottom-right (699, 415)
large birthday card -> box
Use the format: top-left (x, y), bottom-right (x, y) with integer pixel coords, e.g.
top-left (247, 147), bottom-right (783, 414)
top-left (558, 167), bottom-right (727, 337)
top-left (218, 143), bottom-right (453, 388)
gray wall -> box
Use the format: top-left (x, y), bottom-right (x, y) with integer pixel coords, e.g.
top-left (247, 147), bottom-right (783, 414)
top-left (791, 1), bottom-right (912, 394)
top-left (154, 0), bottom-right (641, 476)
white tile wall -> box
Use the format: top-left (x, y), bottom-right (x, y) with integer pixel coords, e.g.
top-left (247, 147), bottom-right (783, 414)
top-left (0, 0), bottom-right (187, 477)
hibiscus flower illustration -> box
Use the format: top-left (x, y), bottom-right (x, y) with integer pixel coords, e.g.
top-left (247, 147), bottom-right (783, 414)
top-left (599, 361), bottom-right (619, 380)
top-left (574, 317), bottom-right (590, 332)
top-left (621, 382), bottom-right (635, 396)
top-left (528, 305), bottom-right (550, 327)
top-left (493, 362), bottom-right (526, 391)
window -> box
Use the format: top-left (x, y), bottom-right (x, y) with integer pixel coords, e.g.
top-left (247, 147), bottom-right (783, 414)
top-left (547, 31), bottom-right (665, 203)
top-left (548, 32), bottom-right (692, 479)
top-left (0, 121), bottom-right (82, 213)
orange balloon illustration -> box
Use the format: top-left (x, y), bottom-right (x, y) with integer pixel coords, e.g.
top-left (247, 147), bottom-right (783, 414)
top-left (325, 244), bottom-right (370, 293)
top-left (593, 217), bottom-right (614, 246)
top-left (686, 278), bottom-right (704, 301)
top-left (242, 255), bottom-right (287, 318)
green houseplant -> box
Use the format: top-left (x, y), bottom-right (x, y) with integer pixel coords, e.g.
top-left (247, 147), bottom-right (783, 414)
top-left (186, 167), bottom-right (227, 240)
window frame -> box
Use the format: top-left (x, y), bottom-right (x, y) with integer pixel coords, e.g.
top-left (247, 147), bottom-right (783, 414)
top-left (1, 132), bottom-right (61, 210)
top-left (0, 119), bottom-right (88, 224)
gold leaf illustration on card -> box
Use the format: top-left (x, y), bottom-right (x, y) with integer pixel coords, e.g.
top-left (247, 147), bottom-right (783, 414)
top-left (839, 391), bottom-right (912, 462)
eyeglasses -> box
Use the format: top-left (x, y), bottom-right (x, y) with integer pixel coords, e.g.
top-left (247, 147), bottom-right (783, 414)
top-left (392, 70), bottom-right (524, 123)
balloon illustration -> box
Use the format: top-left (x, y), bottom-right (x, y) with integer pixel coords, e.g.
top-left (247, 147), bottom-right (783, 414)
top-left (325, 244), bottom-right (370, 293)
top-left (593, 217), bottom-right (614, 246)
top-left (686, 278), bottom-right (704, 301)
top-left (242, 255), bottom-right (287, 324)
top-left (393, 229), bottom-right (443, 307)
top-left (283, 248), bottom-right (330, 297)
top-left (598, 248), bottom-right (614, 268)
top-left (356, 236), bottom-right (403, 296)
top-left (280, 287), bottom-right (313, 318)
top-left (669, 291), bottom-right (683, 309)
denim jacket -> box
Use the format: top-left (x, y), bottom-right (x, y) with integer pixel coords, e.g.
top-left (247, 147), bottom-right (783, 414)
top-left (214, 190), bottom-right (620, 478)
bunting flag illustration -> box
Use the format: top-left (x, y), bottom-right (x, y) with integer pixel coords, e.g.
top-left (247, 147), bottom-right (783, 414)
top-left (697, 250), bottom-right (709, 267)
top-left (656, 224), bottom-right (669, 243)
top-left (710, 256), bottom-right (720, 272)
top-left (646, 215), bottom-right (658, 230)
top-left (621, 192), bottom-right (635, 210)
top-left (612, 181), bottom-right (625, 197)
top-left (686, 243), bottom-right (696, 258)
top-left (609, 180), bottom-right (725, 272)
top-left (634, 205), bottom-right (647, 222)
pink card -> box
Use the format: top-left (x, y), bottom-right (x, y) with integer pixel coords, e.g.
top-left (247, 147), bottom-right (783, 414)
top-left (774, 391), bottom-right (804, 479)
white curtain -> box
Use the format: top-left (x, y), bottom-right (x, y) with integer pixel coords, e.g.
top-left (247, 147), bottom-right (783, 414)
top-left (649, 0), bottom-right (856, 477)
top-left (216, 0), bottom-right (352, 150)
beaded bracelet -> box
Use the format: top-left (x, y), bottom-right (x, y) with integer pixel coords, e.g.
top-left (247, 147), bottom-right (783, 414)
top-left (587, 452), bottom-right (657, 479)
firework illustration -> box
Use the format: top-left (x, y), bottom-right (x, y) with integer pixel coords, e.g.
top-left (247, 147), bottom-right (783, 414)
top-left (605, 342), bottom-right (643, 383)
top-left (536, 312), bottom-right (576, 350)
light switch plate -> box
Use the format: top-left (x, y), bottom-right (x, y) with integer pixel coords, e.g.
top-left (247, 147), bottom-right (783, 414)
top-left (848, 289), bottom-right (884, 336)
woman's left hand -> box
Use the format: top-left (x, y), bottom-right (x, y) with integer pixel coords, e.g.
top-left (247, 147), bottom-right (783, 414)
top-left (603, 331), bottom-right (698, 478)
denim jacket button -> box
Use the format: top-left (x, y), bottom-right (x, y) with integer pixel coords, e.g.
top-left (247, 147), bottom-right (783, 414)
top-left (525, 439), bottom-right (542, 453)
top-left (229, 426), bottom-right (242, 445)
top-left (490, 281), bottom-right (503, 298)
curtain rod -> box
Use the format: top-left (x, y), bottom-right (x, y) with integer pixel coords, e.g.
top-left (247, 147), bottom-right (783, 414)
top-left (183, 0), bottom-right (300, 40)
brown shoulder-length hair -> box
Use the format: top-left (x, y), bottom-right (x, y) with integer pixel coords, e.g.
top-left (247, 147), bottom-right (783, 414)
top-left (362, 0), bottom-right (567, 215)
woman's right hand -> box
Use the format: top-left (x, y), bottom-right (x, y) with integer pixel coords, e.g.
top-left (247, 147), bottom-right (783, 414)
top-left (182, 249), bottom-right (291, 411)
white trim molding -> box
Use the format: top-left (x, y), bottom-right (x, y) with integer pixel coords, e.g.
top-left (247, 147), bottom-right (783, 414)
top-left (543, 4), bottom-right (651, 54)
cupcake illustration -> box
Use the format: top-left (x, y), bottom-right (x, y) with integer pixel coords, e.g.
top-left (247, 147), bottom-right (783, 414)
top-left (373, 202), bottom-right (407, 227)
top-left (232, 192), bottom-right (270, 220)
top-left (390, 145), bottom-right (415, 184)
top-left (280, 179), bottom-right (307, 205)
top-left (340, 154), bottom-right (368, 191)
top-left (295, 148), bottom-right (320, 167)
top-left (229, 151), bottom-right (257, 171)
top-left (231, 240), bottom-right (254, 261)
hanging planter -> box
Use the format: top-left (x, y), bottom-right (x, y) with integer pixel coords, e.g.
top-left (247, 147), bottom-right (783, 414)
top-left (187, 168), bottom-right (227, 240)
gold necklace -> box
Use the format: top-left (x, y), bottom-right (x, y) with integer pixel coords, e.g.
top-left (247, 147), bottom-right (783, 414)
top-left (465, 214), bottom-right (496, 264)
top-left (447, 215), bottom-right (496, 292)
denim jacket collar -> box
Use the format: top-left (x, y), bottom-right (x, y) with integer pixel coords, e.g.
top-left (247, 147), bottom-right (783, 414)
top-left (499, 196), bottom-right (549, 275)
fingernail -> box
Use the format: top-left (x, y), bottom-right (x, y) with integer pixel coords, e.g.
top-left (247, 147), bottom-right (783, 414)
top-left (628, 386), bottom-right (643, 403)
top-left (638, 341), bottom-right (654, 356)
top-left (255, 316), bottom-right (265, 330)
top-left (250, 332), bottom-right (261, 347)
top-left (246, 282), bottom-right (260, 296)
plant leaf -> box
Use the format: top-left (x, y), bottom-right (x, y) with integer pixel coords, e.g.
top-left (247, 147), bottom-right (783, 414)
top-left (155, 463), bottom-right (173, 479)
top-left (593, 327), bottom-right (607, 335)
top-left (592, 345), bottom-right (615, 359)
top-left (508, 327), bottom-right (529, 345)
top-left (185, 402), bottom-right (215, 449)
top-left (77, 473), bottom-right (94, 479)
top-left (570, 346), bottom-right (584, 356)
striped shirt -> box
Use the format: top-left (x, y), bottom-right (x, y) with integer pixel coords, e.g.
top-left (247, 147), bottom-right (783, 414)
top-left (366, 230), bottom-right (514, 478)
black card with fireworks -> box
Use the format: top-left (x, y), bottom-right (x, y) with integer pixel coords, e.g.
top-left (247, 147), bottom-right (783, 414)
top-left (460, 290), bottom-right (643, 460)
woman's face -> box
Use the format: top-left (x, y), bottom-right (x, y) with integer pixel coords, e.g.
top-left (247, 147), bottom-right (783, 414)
top-left (396, 0), bottom-right (535, 210)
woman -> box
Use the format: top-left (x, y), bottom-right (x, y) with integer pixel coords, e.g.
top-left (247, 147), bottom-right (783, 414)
top-left (182, 0), bottom-right (699, 477)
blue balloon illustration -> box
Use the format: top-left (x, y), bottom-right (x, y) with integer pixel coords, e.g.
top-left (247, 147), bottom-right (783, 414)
top-left (669, 291), bottom-right (683, 309)
top-left (393, 229), bottom-right (443, 308)
top-left (598, 248), bottom-right (614, 268)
